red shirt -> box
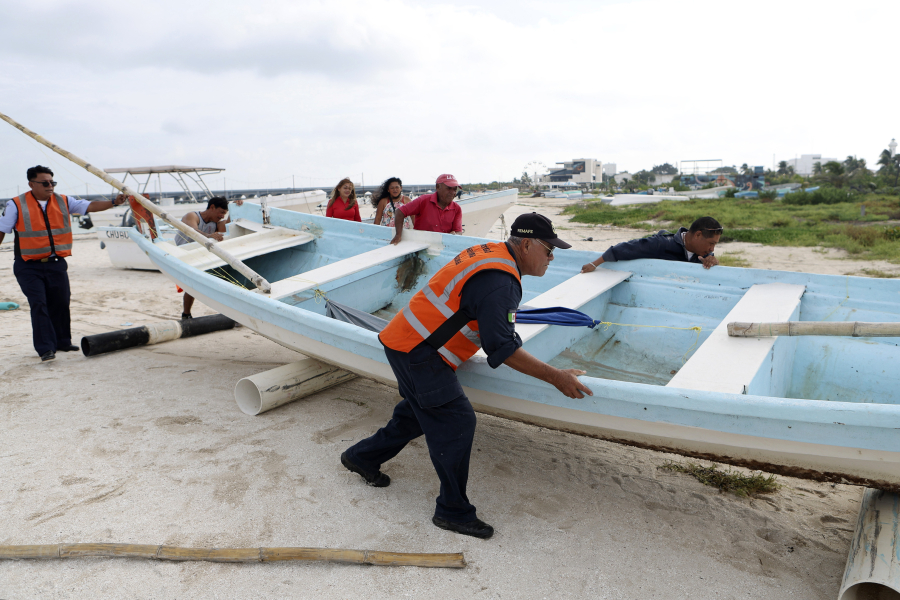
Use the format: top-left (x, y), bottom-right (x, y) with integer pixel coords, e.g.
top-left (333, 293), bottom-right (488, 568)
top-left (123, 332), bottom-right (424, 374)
top-left (399, 193), bottom-right (462, 233)
top-left (326, 197), bottom-right (361, 222)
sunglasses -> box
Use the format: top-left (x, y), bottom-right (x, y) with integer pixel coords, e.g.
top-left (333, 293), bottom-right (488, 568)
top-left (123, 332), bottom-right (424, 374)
top-left (31, 180), bottom-right (58, 188)
top-left (535, 239), bottom-right (554, 257)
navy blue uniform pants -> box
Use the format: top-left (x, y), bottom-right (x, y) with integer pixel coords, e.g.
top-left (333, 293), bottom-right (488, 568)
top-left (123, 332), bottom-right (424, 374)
top-left (13, 257), bottom-right (72, 356)
top-left (345, 343), bottom-right (478, 523)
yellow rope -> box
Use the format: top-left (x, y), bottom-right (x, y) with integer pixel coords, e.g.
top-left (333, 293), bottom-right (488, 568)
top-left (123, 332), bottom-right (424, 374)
top-left (281, 276), bottom-right (328, 303)
top-left (596, 321), bottom-right (703, 364)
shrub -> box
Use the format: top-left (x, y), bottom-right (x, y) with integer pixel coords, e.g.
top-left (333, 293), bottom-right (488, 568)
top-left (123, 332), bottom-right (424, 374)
top-left (782, 187), bottom-right (860, 205)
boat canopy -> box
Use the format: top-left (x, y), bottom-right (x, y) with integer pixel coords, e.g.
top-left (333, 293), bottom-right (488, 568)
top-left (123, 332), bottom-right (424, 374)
top-left (105, 165), bottom-right (224, 201)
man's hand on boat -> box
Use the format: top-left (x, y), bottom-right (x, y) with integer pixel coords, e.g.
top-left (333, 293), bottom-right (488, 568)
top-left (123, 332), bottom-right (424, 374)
top-left (504, 348), bottom-right (593, 399)
top-left (700, 254), bottom-right (718, 269)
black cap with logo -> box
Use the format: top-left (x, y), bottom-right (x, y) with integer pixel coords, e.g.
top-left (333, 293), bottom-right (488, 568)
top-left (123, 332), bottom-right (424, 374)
top-left (509, 212), bottom-right (571, 249)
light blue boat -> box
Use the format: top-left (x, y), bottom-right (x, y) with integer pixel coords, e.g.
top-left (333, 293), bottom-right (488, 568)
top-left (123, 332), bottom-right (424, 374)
top-left (131, 203), bottom-right (900, 491)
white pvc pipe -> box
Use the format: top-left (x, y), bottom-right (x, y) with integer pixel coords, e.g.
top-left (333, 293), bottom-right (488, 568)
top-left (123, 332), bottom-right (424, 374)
top-left (234, 359), bottom-right (357, 416)
top-left (839, 488), bottom-right (900, 600)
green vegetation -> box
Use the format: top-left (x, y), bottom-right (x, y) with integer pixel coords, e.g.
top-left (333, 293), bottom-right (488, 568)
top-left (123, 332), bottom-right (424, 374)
top-left (658, 461), bottom-right (780, 497)
top-left (716, 252), bottom-right (750, 268)
top-left (564, 192), bottom-right (900, 262)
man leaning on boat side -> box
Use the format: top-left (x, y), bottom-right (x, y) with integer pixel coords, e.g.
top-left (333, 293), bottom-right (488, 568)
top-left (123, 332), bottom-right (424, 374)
top-left (581, 216), bottom-right (723, 273)
top-left (0, 165), bottom-right (126, 362)
top-left (389, 173), bottom-right (463, 244)
top-left (174, 196), bottom-right (241, 319)
top-left (342, 212), bottom-right (593, 540)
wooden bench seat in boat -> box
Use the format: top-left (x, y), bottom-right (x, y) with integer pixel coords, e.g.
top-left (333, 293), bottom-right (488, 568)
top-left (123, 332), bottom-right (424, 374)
top-left (162, 219), bottom-right (316, 272)
top-left (269, 239), bottom-right (431, 301)
top-left (666, 283), bottom-right (806, 395)
top-left (515, 269), bottom-right (632, 344)
top-left (471, 268), bottom-right (632, 363)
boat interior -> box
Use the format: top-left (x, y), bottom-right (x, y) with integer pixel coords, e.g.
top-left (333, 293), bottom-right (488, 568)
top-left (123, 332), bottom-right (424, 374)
top-left (158, 204), bottom-right (900, 405)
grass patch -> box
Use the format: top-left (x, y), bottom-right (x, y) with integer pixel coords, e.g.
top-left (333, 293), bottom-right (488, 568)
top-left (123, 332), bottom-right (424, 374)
top-left (858, 268), bottom-right (900, 278)
top-left (658, 461), bottom-right (780, 497)
top-left (564, 193), bottom-right (900, 262)
top-left (716, 252), bottom-right (750, 268)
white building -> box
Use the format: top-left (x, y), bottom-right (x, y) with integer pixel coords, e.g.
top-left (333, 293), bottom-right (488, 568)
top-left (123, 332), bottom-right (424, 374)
top-left (786, 154), bottom-right (838, 176)
top-left (540, 158), bottom-right (603, 188)
top-left (603, 163), bottom-right (617, 177)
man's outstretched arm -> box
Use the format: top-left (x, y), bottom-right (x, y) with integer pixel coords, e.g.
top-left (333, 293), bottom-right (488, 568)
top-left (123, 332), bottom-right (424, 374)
top-left (504, 347), bottom-right (593, 399)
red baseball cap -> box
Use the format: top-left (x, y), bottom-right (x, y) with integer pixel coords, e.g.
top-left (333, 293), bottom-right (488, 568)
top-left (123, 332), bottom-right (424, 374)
top-left (436, 174), bottom-right (460, 187)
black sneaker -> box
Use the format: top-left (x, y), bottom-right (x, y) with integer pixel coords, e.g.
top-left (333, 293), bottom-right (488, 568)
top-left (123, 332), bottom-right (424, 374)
top-left (341, 451), bottom-right (390, 487)
top-left (40, 351), bottom-right (56, 362)
top-left (432, 516), bottom-right (494, 539)
top-left (181, 313), bottom-right (192, 320)
top-left (57, 344), bottom-right (80, 352)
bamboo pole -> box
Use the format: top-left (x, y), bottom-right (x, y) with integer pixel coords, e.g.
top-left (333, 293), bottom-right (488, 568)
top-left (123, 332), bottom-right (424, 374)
top-left (0, 111), bottom-right (271, 293)
top-left (0, 543), bottom-right (466, 568)
top-left (728, 321), bottom-right (900, 338)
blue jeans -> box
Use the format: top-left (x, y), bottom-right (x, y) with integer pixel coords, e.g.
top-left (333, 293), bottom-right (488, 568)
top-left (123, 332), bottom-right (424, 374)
top-left (345, 343), bottom-right (478, 523)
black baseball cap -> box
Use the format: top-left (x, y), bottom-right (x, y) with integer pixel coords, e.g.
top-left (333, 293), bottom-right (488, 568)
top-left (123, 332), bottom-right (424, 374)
top-left (510, 212), bottom-right (571, 249)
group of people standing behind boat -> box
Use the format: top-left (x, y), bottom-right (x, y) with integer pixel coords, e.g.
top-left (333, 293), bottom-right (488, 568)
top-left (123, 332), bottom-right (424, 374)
top-left (325, 174), bottom-right (463, 239)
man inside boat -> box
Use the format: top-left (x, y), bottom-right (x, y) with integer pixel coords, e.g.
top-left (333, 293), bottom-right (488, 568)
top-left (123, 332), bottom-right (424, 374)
top-left (343, 212), bottom-right (593, 540)
top-left (0, 165), bottom-right (127, 361)
top-left (389, 173), bottom-right (463, 243)
top-left (174, 196), bottom-right (241, 319)
top-left (581, 216), bottom-right (723, 272)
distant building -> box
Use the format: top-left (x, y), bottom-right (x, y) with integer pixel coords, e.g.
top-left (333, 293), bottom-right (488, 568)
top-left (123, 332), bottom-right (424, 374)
top-left (890, 139), bottom-right (897, 158)
top-left (786, 154), bottom-right (838, 176)
top-left (540, 158), bottom-right (603, 188)
top-left (603, 163), bottom-right (617, 177)
top-left (613, 172), bottom-right (632, 185)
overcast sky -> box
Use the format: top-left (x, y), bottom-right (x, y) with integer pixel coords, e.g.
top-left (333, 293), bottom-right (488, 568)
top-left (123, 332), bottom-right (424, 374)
top-left (1, 0), bottom-right (897, 197)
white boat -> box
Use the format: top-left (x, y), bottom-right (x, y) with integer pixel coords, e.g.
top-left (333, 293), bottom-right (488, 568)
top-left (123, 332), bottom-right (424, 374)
top-left (129, 202), bottom-right (900, 493)
top-left (104, 189), bottom-right (516, 270)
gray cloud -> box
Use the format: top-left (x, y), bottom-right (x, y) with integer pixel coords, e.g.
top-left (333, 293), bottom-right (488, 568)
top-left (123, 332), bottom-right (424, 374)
top-left (0, 1), bottom-right (415, 79)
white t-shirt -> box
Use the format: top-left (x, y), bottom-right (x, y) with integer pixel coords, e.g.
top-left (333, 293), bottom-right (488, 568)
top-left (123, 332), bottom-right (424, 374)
top-left (681, 231), bottom-right (695, 261)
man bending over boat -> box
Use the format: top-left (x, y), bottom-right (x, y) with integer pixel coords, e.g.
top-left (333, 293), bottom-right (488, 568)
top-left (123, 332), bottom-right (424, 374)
top-left (389, 173), bottom-right (463, 244)
top-left (342, 212), bottom-right (592, 540)
top-left (174, 196), bottom-right (240, 319)
top-left (581, 216), bottom-right (723, 273)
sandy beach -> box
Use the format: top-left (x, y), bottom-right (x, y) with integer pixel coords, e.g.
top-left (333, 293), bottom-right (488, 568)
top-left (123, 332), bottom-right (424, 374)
top-left (0, 198), bottom-right (879, 599)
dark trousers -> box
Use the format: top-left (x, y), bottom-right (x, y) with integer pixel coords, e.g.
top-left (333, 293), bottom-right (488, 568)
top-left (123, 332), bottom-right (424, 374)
top-left (345, 344), bottom-right (478, 523)
top-left (13, 257), bottom-right (71, 356)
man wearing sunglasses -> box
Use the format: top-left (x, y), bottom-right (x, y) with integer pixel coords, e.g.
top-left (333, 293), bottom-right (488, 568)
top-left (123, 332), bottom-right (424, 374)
top-left (342, 212), bottom-right (592, 540)
top-left (581, 216), bottom-right (723, 272)
top-left (0, 165), bottom-right (126, 361)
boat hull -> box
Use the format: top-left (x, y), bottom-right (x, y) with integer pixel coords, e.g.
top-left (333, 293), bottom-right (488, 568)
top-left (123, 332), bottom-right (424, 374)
top-left (132, 206), bottom-right (900, 490)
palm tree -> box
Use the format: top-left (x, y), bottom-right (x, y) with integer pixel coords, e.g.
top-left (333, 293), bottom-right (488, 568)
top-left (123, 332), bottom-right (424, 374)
top-left (777, 161), bottom-right (789, 176)
top-left (813, 161), bottom-right (823, 176)
top-left (822, 161), bottom-right (847, 188)
top-left (877, 149), bottom-right (900, 186)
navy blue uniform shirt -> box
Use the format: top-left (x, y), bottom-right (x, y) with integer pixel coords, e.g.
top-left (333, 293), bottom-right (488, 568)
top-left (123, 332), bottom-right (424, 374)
top-left (601, 227), bottom-right (711, 264)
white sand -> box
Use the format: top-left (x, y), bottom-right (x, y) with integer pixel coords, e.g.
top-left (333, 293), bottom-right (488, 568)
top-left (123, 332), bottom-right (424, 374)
top-left (0, 201), bottom-right (875, 599)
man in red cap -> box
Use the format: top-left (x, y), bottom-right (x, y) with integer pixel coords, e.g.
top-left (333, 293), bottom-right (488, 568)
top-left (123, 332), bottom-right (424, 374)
top-left (389, 174), bottom-right (462, 244)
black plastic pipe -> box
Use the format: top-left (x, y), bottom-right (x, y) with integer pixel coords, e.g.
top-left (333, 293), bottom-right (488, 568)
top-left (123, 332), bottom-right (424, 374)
top-left (81, 314), bottom-right (236, 357)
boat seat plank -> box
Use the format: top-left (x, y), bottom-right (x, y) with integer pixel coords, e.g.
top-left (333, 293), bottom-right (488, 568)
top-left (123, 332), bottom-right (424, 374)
top-left (270, 240), bottom-right (430, 300)
top-left (515, 269), bottom-right (632, 344)
top-left (162, 224), bottom-right (315, 272)
top-left (666, 283), bottom-right (806, 394)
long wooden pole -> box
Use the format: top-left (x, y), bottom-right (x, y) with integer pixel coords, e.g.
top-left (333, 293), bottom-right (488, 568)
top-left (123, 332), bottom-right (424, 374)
top-left (0, 543), bottom-right (466, 568)
top-left (0, 111), bottom-right (271, 293)
top-left (728, 321), bottom-right (900, 338)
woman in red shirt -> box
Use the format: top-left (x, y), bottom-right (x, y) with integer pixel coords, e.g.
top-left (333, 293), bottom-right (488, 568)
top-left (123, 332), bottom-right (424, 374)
top-left (326, 178), bottom-right (361, 222)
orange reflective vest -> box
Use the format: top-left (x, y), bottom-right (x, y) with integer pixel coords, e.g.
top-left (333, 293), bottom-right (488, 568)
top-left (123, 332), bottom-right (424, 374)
top-left (12, 191), bottom-right (73, 261)
top-left (379, 242), bottom-right (521, 370)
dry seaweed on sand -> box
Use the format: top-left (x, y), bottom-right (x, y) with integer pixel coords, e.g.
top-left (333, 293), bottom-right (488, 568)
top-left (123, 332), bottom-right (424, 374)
top-left (658, 461), bottom-right (780, 497)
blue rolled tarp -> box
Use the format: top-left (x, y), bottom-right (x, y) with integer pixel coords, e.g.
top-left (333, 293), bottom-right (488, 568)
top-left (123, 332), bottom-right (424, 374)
top-left (511, 307), bottom-right (599, 329)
